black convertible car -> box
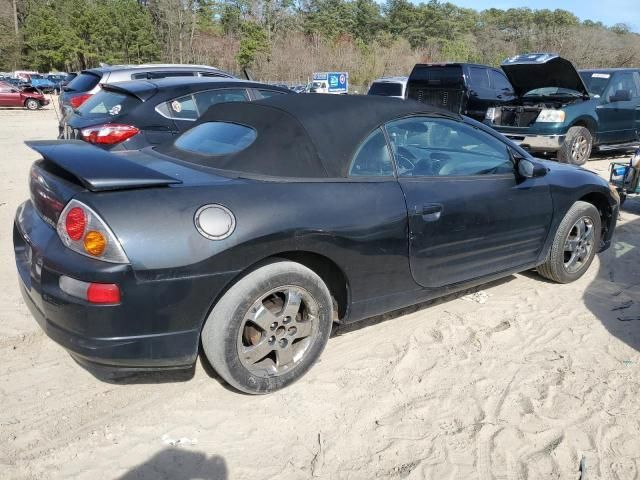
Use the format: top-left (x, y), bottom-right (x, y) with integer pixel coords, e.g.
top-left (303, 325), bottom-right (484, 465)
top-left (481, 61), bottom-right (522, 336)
top-left (14, 95), bottom-right (618, 394)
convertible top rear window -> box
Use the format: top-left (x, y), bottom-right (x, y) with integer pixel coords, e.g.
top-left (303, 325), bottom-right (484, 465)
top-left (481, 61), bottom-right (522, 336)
top-left (174, 122), bottom-right (257, 156)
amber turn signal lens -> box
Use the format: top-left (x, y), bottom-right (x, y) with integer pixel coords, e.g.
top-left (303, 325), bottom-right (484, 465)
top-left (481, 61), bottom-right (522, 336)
top-left (83, 230), bottom-right (107, 256)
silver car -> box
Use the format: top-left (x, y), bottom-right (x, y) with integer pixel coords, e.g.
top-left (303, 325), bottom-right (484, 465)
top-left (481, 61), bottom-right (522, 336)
top-left (59, 64), bottom-right (235, 130)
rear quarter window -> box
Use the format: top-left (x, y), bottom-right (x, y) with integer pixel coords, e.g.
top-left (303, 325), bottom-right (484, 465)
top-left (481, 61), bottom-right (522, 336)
top-left (156, 89), bottom-right (250, 121)
top-left (468, 67), bottom-right (490, 89)
top-left (256, 89), bottom-right (287, 99)
top-left (174, 122), bottom-right (257, 155)
top-left (76, 90), bottom-right (141, 118)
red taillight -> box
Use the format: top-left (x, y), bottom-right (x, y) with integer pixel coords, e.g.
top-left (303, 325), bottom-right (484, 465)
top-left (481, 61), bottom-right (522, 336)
top-left (69, 93), bottom-right (91, 109)
top-left (65, 206), bottom-right (86, 241)
top-left (59, 276), bottom-right (121, 304)
top-left (81, 124), bottom-right (140, 145)
top-left (87, 283), bottom-right (121, 304)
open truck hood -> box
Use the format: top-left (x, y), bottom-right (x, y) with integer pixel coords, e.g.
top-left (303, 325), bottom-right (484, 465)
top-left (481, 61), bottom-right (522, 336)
top-left (501, 53), bottom-right (589, 97)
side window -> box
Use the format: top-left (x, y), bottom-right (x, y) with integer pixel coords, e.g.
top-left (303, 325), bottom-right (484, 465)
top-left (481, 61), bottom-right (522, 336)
top-left (349, 128), bottom-right (393, 177)
top-left (385, 117), bottom-right (513, 177)
top-left (469, 67), bottom-right (490, 89)
top-left (490, 70), bottom-right (512, 92)
top-left (633, 72), bottom-right (640, 98)
top-left (256, 89), bottom-right (287, 99)
top-left (156, 94), bottom-right (199, 120)
top-left (609, 72), bottom-right (638, 99)
top-left (193, 88), bottom-right (249, 114)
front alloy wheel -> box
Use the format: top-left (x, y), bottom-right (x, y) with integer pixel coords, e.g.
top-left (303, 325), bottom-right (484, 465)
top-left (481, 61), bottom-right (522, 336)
top-left (570, 135), bottom-right (589, 164)
top-left (537, 201), bottom-right (601, 283)
top-left (563, 216), bottom-right (594, 274)
top-left (558, 126), bottom-right (592, 166)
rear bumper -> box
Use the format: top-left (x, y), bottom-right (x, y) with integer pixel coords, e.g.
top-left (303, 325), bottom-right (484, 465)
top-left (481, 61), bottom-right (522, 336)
top-left (19, 281), bottom-right (199, 369)
top-left (14, 200), bottom-right (236, 371)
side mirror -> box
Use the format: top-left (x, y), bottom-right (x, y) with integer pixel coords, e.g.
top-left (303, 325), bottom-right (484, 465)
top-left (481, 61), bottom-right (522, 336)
top-left (609, 89), bottom-right (632, 102)
top-left (518, 158), bottom-right (548, 179)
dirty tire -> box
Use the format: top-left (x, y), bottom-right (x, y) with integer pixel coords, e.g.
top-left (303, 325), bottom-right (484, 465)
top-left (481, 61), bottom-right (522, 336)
top-left (537, 201), bottom-right (601, 283)
top-left (557, 126), bottom-right (592, 165)
top-left (201, 260), bottom-right (333, 394)
top-left (25, 98), bottom-right (40, 110)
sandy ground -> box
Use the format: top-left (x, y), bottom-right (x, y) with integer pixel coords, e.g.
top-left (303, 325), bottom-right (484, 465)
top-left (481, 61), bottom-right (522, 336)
top-left (0, 102), bottom-right (639, 480)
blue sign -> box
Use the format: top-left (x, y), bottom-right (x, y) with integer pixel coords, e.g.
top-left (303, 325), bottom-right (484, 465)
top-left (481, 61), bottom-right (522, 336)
top-left (327, 72), bottom-right (348, 93)
top-left (311, 72), bottom-right (348, 92)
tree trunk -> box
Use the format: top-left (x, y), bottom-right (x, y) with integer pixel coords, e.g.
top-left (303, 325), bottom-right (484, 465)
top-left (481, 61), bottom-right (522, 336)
top-left (12, 0), bottom-right (18, 36)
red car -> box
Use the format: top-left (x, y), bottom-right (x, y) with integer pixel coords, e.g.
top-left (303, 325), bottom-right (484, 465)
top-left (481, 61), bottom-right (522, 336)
top-left (0, 81), bottom-right (49, 110)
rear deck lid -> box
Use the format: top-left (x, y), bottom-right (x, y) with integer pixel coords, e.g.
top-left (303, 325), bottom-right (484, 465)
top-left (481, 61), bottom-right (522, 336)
top-left (501, 53), bottom-right (589, 97)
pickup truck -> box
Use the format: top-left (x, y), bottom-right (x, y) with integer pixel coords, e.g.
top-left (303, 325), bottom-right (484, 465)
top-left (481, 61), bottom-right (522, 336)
top-left (484, 53), bottom-right (640, 165)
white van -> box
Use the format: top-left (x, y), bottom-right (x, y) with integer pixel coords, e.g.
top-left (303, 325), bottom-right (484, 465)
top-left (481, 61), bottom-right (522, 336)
top-left (367, 77), bottom-right (408, 99)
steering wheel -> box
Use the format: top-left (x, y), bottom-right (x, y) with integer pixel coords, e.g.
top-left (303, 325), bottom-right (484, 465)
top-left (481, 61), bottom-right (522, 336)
top-left (396, 146), bottom-right (417, 171)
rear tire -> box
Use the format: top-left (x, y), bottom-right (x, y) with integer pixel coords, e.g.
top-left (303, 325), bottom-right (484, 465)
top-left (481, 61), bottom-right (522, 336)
top-left (201, 260), bottom-right (333, 394)
top-left (537, 201), bottom-right (601, 283)
top-left (557, 126), bottom-right (592, 165)
top-left (25, 98), bottom-right (39, 110)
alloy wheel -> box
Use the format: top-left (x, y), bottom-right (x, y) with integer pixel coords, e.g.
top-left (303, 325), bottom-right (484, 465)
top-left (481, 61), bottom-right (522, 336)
top-left (571, 135), bottom-right (589, 163)
top-left (237, 285), bottom-right (319, 378)
top-left (563, 216), bottom-right (594, 274)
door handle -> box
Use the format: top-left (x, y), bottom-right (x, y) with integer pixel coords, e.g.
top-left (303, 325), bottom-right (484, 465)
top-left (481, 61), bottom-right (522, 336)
top-left (421, 204), bottom-right (443, 221)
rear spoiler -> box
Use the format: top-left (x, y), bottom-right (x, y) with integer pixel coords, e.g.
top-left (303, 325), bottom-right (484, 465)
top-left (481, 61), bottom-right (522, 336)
top-left (26, 140), bottom-right (182, 192)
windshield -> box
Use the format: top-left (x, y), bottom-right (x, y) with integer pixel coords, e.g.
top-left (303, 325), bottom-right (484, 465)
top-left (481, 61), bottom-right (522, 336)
top-left (30, 74), bottom-right (44, 79)
top-left (523, 87), bottom-right (583, 97)
top-left (579, 71), bottom-right (611, 96)
top-left (368, 82), bottom-right (403, 97)
top-left (174, 122), bottom-right (257, 156)
top-left (76, 90), bottom-right (141, 117)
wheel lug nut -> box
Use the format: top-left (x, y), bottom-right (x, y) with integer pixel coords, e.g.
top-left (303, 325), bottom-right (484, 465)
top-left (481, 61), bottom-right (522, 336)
top-left (268, 336), bottom-right (276, 344)
top-left (288, 326), bottom-right (297, 336)
top-left (283, 316), bottom-right (292, 324)
top-left (278, 338), bottom-right (288, 348)
top-left (270, 322), bottom-right (278, 331)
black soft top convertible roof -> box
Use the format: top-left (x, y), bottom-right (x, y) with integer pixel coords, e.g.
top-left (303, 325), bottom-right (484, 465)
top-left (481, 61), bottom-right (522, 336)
top-left (164, 94), bottom-right (460, 178)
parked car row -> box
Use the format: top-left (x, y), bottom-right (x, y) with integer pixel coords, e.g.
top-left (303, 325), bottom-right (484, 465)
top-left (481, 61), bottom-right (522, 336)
top-left (367, 53), bottom-right (640, 165)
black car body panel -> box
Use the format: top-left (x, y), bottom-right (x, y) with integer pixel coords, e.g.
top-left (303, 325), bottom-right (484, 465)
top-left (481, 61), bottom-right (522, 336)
top-left (61, 77), bottom-right (291, 151)
top-left (406, 63), bottom-right (516, 121)
top-left (14, 95), bottom-right (618, 370)
top-left (26, 140), bottom-right (182, 191)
